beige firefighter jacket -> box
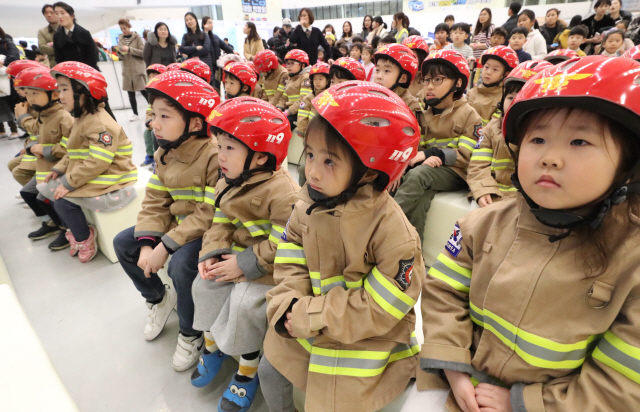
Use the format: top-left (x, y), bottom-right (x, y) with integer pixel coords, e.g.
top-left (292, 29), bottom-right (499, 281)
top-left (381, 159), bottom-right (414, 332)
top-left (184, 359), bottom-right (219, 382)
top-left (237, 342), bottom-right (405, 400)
top-left (275, 66), bottom-right (312, 115)
top-left (466, 83), bottom-right (502, 125)
top-left (261, 65), bottom-right (288, 106)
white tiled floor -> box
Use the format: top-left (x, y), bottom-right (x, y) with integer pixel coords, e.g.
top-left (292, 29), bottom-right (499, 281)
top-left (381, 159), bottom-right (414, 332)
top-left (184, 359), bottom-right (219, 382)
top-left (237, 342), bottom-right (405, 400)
top-left (0, 97), bottom-right (302, 412)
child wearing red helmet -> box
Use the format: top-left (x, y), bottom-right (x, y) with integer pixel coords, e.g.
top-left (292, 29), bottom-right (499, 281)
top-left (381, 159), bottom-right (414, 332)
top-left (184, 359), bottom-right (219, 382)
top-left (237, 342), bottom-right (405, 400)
top-left (141, 64), bottom-right (167, 170)
top-left (38, 61), bottom-right (137, 263)
top-left (260, 81), bottom-right (425, 412)
top-left (418, 56), bottom-right (640, 412)
top-left (296, 62), bottom-right (331, 138)
top-left (191, 97), bottom-right (299, 412)
top-left (394, 50), bottom-right (483, 243)
top-left (114, 70), bottom-right (220, 371)
top-left (403, 35), bottom-right (431, 96)
top-left (373, 44), bottom-right (423, 115)
top-left (275, 49), bottom-right (311, 129)
top-left (13, 67), bottom-right (74, 250)
top-left (467, 46), bottom-right (519, 124)
top-left (254, 49), bottom-right (288, 106)
top-left (467, 60), bottom-right (552, 208)
top-left (222, 62), bottom-right (258, 100)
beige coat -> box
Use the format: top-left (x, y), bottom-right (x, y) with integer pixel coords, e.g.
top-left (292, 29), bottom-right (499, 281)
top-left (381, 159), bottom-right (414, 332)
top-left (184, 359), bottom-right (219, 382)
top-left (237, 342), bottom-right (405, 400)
top-left (418, 195), bottom-right (640, 412)
top-left (37, 24), bottom-right (58, 66)
top-left (16, 108), bottom-right (43, 172)
top-left (264, 184), bottom-right (424, 412)
top-left (261, 65), bottom-right (288, 106)
top-left (466, 84), bottom-right (502, 125)
top-left (243, 38), bottom-right (264, 61)
top-left (118, 32), bottom-right (148, 92)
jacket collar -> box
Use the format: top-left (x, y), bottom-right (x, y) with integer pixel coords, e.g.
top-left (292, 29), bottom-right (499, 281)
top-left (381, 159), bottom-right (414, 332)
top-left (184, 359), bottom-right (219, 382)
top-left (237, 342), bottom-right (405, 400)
top-left (515, 194), bottom-right (565, 236)
top-left (477, 83), bottom-right (502, 95)
top-left (297, 183), bottom-right (385, 215)
top-left (422, 96), bottom-right (468, 117)
top-left (161, 137), bottom-right (211, 164)
top-left (39, 102), bottom-right (64, 118)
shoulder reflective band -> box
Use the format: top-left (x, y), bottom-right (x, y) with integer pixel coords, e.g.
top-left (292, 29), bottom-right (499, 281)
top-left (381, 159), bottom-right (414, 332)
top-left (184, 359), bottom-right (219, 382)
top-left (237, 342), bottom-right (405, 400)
top-left (89, 145), bottom-right (115, 163)
top-left (274, 242), bottom-right (307, 265)
top-left (471, 148), bottom-right (493, 163)
top-left (469, 301), bottom-right (601, 370)
top-left (458, 136), bottom-right (476, 152)
top-left (212, 208), bottom-right (244, 229)
top-left (428, 253), bottom-right (471, 293)
top-left (67, 149), bottom-right (89, 160)
top-left (298, 332), bottom-right (420, 377)
top-left (146, 174), bottom-right (168, 191)
top-left (269, 225), bottom-right (284, 244)
top-left (116, 144), bottom-right (133, 156)
top-left (60, 137), bottom-right (68, 148)
top-left (310, 271), bottom-right (363, 296)
top-left (364, 266), bottom-right (416, 320)
top-left (243, 219), bottom-right (271, 237)
top-left (88, 170), bottom-right (138, 185)
top-left (593, 331), bottom-right (640, 384)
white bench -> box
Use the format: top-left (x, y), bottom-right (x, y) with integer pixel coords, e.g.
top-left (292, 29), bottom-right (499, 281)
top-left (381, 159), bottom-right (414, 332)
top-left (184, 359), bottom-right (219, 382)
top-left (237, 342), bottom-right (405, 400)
top-left (82, 167), bottom-right (152, 263)
top-left (288, 133), bottom-right (305, 166)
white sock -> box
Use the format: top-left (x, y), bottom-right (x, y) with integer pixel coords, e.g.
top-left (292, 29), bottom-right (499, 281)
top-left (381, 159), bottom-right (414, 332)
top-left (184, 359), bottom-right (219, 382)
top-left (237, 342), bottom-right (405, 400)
top-left (204, 331), bottom-right (218, 353)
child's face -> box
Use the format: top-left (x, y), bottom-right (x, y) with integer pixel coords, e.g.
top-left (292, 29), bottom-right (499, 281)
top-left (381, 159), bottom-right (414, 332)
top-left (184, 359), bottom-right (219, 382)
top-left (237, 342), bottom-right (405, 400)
top-left (285, 60), bottom-right (302, 74)
top-left (567, 34), bottom-right (585, 50)
top-left (595, 2), bottom-right (610, 16)
top-left (313, 74), bottom-right (328, 91)
top-left (318, 51), bottom-right (325, 61)
top-left (224, 75), bottom-right (242, 96)
top-left (517, 15), bottom-right (534, 31)
top-left (502, 91), bottom-right (518, 114)
top-left (362, 50), bottom-right (371, 63)
top-left (422, 73), bottom-right (457, 108)
top-left (374, 59), bottom-right (404, 89)
top-left (350, 48), bottom-right (361, 60)
top-left (327, 38), bottom-right (334, 46)
top-left (304, 131), bottom-right (353, 198)
top-left (24, 88), bottom-right (56, 107)
top-left (16, 88), bottom-right (26, 98)
top-left (151, 98), bottom-right (188, 142)
top-left (435, 30), bottom-right (449, 44)
top-left (339, 47), bottom-right (348, 56)
top-left (445, 19), bottom-right (454, 27)
top-left (490, 34), bottom-right (505, 47)
top-left (148, 72), bottom-right (159, 81)
top-left (616, 22), bottom-right (627, 32)
top-left (481, 59), bottom-right (506, 85)
top-left (216, 133), bottom-right (266, 179)
top-left (55, 76), bottom-right (75, 112)
top-left (510, 33), bottom-right (526, 50)
top-left (518, 108), bottom-right (620, 210)
top-left (451, 29), bottom-right (468, 45)
top-left (331, 74), bottom-right (349, 86)
top-left (604, 33), bottom-right (623, 54)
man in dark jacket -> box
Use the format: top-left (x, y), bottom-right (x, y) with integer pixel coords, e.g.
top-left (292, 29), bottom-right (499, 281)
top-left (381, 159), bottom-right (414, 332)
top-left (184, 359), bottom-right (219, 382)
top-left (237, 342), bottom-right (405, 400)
top-left (275, 18), bottom-right (293, 59)
top-left (267, 27), bottom-right (284, 52)
top-left (502, 2), bottom-right (522, 45)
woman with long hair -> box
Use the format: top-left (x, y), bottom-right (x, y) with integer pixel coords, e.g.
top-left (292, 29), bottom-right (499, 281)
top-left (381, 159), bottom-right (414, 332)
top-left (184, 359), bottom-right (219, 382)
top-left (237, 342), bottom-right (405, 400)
top-left (243, 22), bottom-right (264, 61)
top-left (367, 16), bottom-right (388, 44)
top-left (117, 18), bottom-right (148, 121)
top-left (143, 22), bottom-right (177, 66)
top-left (342, 21), bottom-right (354, 43)
top-left (393, 12), bottom-right (410, 43)
top-left (470, 8), bottom-right (495, 60)
top-left (360, 15), bottom-right (373, 39)
top-left (179, 12), bottom-right (212, 68)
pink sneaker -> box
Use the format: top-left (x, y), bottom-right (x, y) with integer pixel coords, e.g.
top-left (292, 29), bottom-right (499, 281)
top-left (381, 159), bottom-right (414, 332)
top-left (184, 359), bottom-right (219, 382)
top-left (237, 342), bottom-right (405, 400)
top-left (65, 230), bottom-right (79, 257)
top-left (77, 226), bottom-right (99, 263)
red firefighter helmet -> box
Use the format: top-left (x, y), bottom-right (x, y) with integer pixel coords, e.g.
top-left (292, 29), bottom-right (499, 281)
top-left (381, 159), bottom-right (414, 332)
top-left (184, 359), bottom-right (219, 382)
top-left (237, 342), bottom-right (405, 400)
top-left (373, 43), bottom-right (419, 86)
top-left (402, 35), bottom-right (430, 62)
top-left (330, 57), bottom-right (366, 81)
top-left (504, 60), bottom-right (554, 87)
top-left (254, 49), bottom-right (280, 73)
top-left (6, 60), bottom-right (46, 78)
top-left (311, 81), bottom-right (420, 187)
top-left (180, 58), bottom-right (212, 83)
top-left (166, 62), bottom-right (182, 71)
top-left (284, 49), bottom-right (309, 66)
top-left (146, 70), bottom-right (220, 119)
top-left (245, 61), bottom-right (260, 76)
top-left (222, 62), bottom-right (259, 95)
top-left (481, 46), bottom-right (519, 71)
top-left (309, 62), bottom-right (331, 78)
top-left (207, 96), bottom-right (291, 170)
top-left (13, 67), bottom-right (56, 90)
top-left (146, 64), bottom-right (167, 75)
top-left (622, 45), bottom-right (640, 61)
top-left (421, 49), bottom-right (470, 98)
top-left (50, 61), bottom-right (108, 101)
top-left (504, 56), bottom-right (640, 146)
top-left (544, 49), bottom-right (579, 65)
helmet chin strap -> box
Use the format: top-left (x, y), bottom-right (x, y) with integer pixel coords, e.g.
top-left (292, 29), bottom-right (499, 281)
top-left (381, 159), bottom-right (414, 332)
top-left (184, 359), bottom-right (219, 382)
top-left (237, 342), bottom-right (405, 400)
top-left (31, 91), bottom-right (58, 123)
top-left (423, 84), bottom-right (458, 108)
top-left (214, 149), bottom-right (272, 208)
top-left (305, 168), bottom-right (368, 215)
top-left (481, 77), bottom-right (504, 89)
top-left (159, 121), bottom-right (207, 165)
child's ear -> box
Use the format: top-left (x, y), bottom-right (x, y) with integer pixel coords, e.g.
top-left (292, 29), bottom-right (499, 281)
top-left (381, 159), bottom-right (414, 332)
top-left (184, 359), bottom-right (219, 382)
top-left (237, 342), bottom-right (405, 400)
top-left (400, 73), bottom-right (408, 84)
top-left (242, 85), bottom-right (249, 94)
top-left (189, 117), bottom-right (203, 132)
top-left (456, 78), bottom-right (463, 89)
top-left (256, 152), bottom-right (269, 166)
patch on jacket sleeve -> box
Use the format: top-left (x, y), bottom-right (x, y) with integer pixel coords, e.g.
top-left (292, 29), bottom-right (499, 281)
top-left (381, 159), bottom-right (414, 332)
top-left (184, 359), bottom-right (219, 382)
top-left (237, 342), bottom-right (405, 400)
top-left (303, 79), bottom-right (311, 88)
top-left (474, 133), bottom-right (485, 149)
top-left (395, 258), bottom-right (415, 291)
top-left (98, 131), bottom-right (113, 146)
top-left (281, 218), bottom-right (290, 242)
top-left (281, 76), bottom-right (289, 86)
top-left (299, 101), bottom-right (305, 108)
top-left (445, 223), bottom-right (463, 257)
top-left (473, 124), bottom-right (483, 141)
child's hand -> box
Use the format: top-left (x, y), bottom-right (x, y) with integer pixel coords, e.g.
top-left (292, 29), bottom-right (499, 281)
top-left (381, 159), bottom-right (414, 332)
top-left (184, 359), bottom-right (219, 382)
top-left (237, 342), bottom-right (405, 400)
top-left (445, 370), bottom-right (481, 412)
top-left (207, 254), bottom-right (244, 282)
top-left (423, 156), bottom-right (443, 168)
top-left (478, 194), bottom-right (493, 208)
top-left (138, 245), bottom-right (153, 274)
top-left (144, 243), bottom-right (169, 277)
top-left (19, 148), bottom-right (26, 155)
top-left (475, 383), bottom-right (512, 412)
top-left (54, 184), bottom-right (70, 200)
top-left (284, 310), bottom-right (299, 337)
top-left (387, 178), bottom-right (402, 193)
top-left (14, 102), bottom-right (28, 117)
top-left (283, 109), bottom-right (290, 117)
top-left (409, 151), bottom-right (426, 166)
top-left (30, 144), bottom-right (44, 157)
top-left (198, 256), bottom-right (220, 280)
top-left (44, 171), bottom-right (59, 183)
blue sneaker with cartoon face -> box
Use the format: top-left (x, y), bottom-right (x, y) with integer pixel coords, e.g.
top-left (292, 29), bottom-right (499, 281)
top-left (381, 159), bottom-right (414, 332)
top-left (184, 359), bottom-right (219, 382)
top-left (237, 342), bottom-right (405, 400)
top-left (190, 349), bottom-right (229, 387)
top-left (218, 375), bottom-right (260, 412)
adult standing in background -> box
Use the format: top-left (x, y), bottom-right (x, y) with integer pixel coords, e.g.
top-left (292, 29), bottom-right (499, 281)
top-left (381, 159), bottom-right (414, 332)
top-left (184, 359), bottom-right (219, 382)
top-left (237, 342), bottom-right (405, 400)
top-left (38, 4), bottom-right (58, 66)
top-left (202, 16), bottom-right (236, 89)
top-left (502, 2), bottom-right (522, 44)
top-left (288, 8), bottom-right (332, 65)
top-left (117, 18), bottom-right (147, 122)
top-left (540, 8), bottom-right (566, 51)
top-left (609, 0), bottom-right (632, 24)
top-left (144, 22), bottom-right (177, 66)
top-left (470, 8), bottom-right (494, 60)
top-left (0, 26), bottom-right (21, 139)
top-left (274, 18), bottom-right (293, 59)
top-left (393, 12), bottom-right (410, 43)
top-left (179, 12), bottom-right (212, 71)
top-left (267, 26), bottom-right (284, 52)
top-left (367, 16), bottom-right (388, 44)
top-left (360, 15), bottom-right (373, 39)
top-left (341, 21), bottom-right (354, 44)
top-left (243, 22), bottom-right (264, 61)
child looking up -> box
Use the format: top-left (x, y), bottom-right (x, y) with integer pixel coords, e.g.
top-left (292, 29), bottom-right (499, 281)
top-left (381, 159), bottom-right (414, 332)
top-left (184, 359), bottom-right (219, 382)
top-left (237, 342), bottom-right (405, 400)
top-left (222, 62), bottom-right (258, 99)
top-left (140, 63), bottom-right (166, 170)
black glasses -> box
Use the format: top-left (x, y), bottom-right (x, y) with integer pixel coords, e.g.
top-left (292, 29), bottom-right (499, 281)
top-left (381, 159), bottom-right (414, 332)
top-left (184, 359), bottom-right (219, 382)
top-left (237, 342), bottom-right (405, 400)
top-left (419, 76), bottom-right (448, 86)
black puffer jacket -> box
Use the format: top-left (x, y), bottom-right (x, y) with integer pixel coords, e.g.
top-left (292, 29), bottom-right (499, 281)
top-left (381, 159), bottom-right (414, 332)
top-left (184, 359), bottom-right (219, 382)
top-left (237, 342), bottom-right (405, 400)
top-left (53, 24), bottom-right (99, 70)
top-left (0, 34), bottom-right (20, 66)
top-left (179, 31), bottom-right (212, 69)
top-left (143, 32), bottom-right (178, 66)
top-left (207, 31), bottom-right (234, 67)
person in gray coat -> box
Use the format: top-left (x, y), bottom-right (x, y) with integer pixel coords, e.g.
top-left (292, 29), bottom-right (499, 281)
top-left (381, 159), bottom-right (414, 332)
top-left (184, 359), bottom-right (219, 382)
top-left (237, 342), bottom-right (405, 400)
top-left (143, 22), bottom-right (178, 66)
top-left (117, 18), bottom-right (148, 121)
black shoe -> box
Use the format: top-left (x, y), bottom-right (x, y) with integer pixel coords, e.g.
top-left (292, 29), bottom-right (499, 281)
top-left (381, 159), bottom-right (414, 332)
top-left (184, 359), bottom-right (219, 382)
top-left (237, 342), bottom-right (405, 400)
top-left (28, 221), bottom-right (61, 240)
top-left (48, 231), bottom-right (70, 250)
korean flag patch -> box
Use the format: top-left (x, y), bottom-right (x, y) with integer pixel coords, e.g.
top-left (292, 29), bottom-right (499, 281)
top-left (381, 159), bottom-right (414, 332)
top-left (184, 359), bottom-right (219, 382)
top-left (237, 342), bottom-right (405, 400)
top-left (98, 131), bottom-right (113, 146)
top-left (299, 101), bottom-right (305, 109)
top-left (280, 218), bottom-right (290, 242)
top-left (395, 258), bottom-right (414, 291)
top-left (474, 133), bottom-right (485, 149)
top-left (303, 79), bottom-right (311, 88)
top-left (445, 223), bottom-right (463, 257)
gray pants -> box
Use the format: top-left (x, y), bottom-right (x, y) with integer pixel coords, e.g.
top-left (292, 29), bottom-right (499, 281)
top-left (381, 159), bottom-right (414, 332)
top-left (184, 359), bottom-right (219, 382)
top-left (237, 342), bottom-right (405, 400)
top-left (258, 356), bottom-right (295, 412)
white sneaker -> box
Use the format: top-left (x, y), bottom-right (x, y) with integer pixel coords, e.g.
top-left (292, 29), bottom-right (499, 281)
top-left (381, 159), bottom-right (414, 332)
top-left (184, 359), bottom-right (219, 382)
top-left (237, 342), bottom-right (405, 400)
top-left (15, 193), bottom-right (22, 199)
top-left (143, 284), bottom-right (177, 341)
top-left (172, 333), bottom-right (204, 372)
top-left (129, 114), bottom-right (139, 122)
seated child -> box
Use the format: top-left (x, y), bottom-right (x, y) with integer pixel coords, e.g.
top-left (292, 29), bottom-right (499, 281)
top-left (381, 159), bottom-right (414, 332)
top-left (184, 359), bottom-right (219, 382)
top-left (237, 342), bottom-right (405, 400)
top-left (296, 62), bottom-right (331, 139)
top-left (373, 44), bottom-right (424, 116)
top-left (378, 34), bottom-right (397, 49)
top-left (113, 70), bottom-right (220, 370)
top-left (394, 50), bottom-right (483, 241)
top-left (418, 55), bottom-right (640, 412)
top-left (14, 67), bottom-right (73, 249)
top-left (349, 42), bottom-right (363, 63)
top-left (403, 35), bottom-right (430, 96)
top-left (337, 40), bottom-right (349, 59)
top-left (444, 23), bottom-right (474, 61)
top-left (222, 62), bottom-right (258, 99)
top-left (316, 45), bottom-right (325, 63)
top-left (598, 29), bottom-right (625, 57)
top-left (362, 45), bottom-right (375, 81)
top-left (253, 49), bottom-right (288, 107)
top-left (351, 35), bottom-right (365, 45)
top-left (180, 58), bottom-right (212, 83)
top-left (141, 64), bottom-right (166, 170)
top-left (566, 24), bottom-right (588, 56)
top-left (191, 97), bottom-right (299, 412)
top-left (34, 49), bottom-right (50, 68)
top-left (467, 46), bottom-right (519, 124)
top-left (509, 27), bottom-right (532, 62)
top-left (259, 81), bottom-right (424, 412)
top-left (553, 15), bottom-right (583, 49)
top-left (615, 20), bottom-right (635, 52)
top-left (245, 61), bottom-right (263, 99)
top-left (467, 60), bottom-right (552, 207)
top-left (430, 23), bottom-right (451, 53)
top-left (38, 62), bottom-right (137, 263)
top-left (489, 27), bottom-right (508, 47)
top-left (544, 49), bottom-right (578, 65)
top-left (275, 49), bottom-right (311, 130)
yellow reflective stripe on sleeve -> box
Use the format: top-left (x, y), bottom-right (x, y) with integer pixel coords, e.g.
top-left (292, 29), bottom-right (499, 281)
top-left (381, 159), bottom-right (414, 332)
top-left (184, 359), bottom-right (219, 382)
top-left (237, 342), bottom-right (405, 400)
top-left (175, 214), bottom-right (188, 224)
top-left (364, 267), bottom-right (416, 320)
top-left (593, 331), bottom-right (640, 384)
top-left (311, 274), bottom-right (364, 296)
top-left (243, 219), bottom-right (271, 237)
top-left (60, 137), bottom-right (68, 148)
top-left (213, 208), bottom-right (231, 223)
top-left (265, 89), bottom-right (276, 95)
top-left (67, 149), bottom-right (89, 159)
top-left (89, 145), bottom-right (115, 163)
top-left (309, 111), bottom-right (316, 119)
top-left (116, 144), bottom-right (133, 156)
top-left (269, 224), bottom-right (284, 244)
top-left (428, 253), bottom-right (471, 292)
top-left (471, 148), bottom-right (493, 162)
top-left (146, 174), bottom-right (168, 191)
top-left (29, 134), bottom-right (38, 141)
top-left (35, 171), bottom-right (49, 182)
top-left (498, 183), bottom-right (517, 192)
top-left (231, 244), bottom-right (246, 255)
top-left (22, 155), bottom-right (37, 162)
top-left (167, 187), bottom-right (212, 202)
top-left (459, 136), bottom-right (477, 151)
top-left (274, 242), bottom-right (307, 265)
top-left (40, 143), bottom-right (55, 147)
top-left (491, 158), bottom-right (515, 171)
top-left (87, 170), bottom-right (138, 185)
top-left (470, 301), bottom-right (601, 369)
top-left (203, 186), bottom-right (216, 206)
top-left (300, 87), bottom-right (312, 95)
